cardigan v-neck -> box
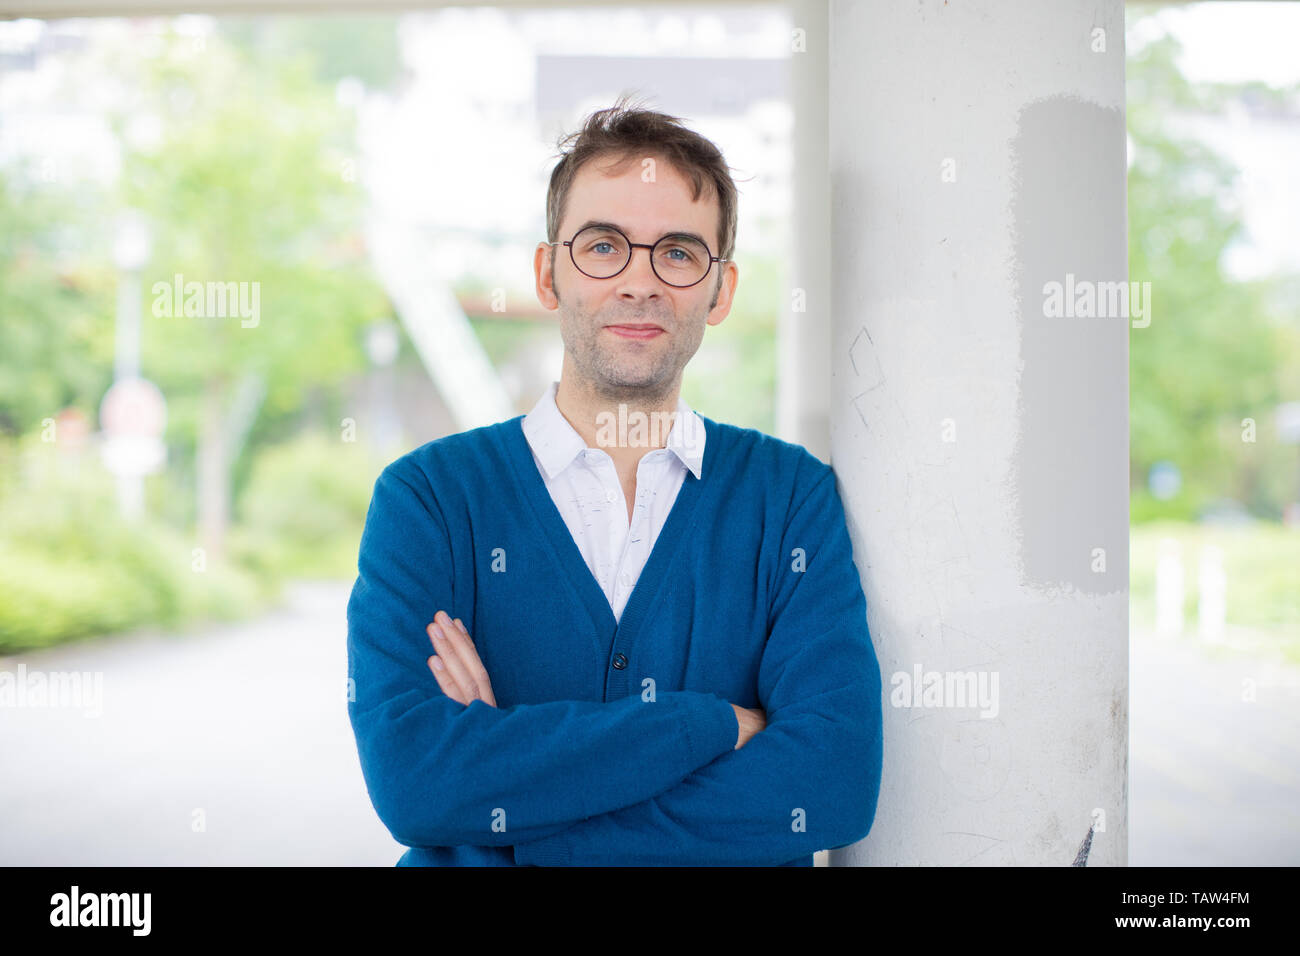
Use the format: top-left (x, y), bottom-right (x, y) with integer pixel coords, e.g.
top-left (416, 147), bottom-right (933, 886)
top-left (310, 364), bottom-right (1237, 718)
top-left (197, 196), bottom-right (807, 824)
top-left (518, 381), bottom-right (706, 624)
top-left (493, 413), bottom-right (714, 700)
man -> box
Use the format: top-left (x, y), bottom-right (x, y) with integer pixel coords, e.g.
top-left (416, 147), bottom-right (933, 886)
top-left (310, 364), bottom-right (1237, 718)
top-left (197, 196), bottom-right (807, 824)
top-left (346, 96), bottom-right (883, 866)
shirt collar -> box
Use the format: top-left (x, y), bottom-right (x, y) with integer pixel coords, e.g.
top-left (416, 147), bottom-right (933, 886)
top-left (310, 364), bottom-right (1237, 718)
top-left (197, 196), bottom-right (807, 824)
top-left (522, 381), bottom-right (705, 480)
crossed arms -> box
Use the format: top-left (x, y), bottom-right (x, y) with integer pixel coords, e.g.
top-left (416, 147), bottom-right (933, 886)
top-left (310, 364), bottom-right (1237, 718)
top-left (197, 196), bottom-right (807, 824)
top-left (426, 610), bottom-right (768, 750)
top-left (346, 457), bottom-right (883, 865)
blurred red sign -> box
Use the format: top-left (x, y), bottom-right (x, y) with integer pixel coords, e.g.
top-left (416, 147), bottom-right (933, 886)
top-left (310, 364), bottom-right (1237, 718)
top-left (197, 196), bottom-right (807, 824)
top-left (99, 378), bottom-right (167, 477)
top-left (100, 378), bottom-right (166, 437)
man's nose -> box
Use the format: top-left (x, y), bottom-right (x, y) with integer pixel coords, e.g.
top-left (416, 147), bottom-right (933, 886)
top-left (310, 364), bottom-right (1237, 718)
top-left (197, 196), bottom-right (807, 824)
top-left (615, 245), bottom-right (664, 296)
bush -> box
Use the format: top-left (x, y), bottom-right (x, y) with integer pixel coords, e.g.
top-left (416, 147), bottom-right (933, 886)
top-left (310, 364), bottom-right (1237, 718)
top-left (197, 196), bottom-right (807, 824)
top-left (233, 431), bottom-right (384, 579)
top-left (0, 445), bottom-right (264, 652)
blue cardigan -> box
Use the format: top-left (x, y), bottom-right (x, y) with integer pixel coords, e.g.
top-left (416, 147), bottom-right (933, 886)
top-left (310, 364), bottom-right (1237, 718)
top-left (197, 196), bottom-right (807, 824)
top-left (346, 413), bottom-right (883, 866)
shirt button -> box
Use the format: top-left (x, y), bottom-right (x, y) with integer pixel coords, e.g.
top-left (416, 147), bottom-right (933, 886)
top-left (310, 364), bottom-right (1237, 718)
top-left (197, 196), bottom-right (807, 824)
top-left (620, 572), bottom-right (631, 586)
top-left (605, 490), bottom-right (615, 503)
top-left (611, 653), bottom-right (628, 670)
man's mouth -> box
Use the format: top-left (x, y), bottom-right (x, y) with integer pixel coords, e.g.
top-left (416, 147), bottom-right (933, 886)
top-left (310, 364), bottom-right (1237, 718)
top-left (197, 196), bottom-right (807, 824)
top-left (604, 323), bottom-right (664, 340)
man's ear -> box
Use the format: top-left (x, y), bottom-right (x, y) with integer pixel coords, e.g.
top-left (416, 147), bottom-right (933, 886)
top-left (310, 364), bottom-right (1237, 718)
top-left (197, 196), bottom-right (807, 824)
top-left (535, 242), bottom-right (559, 310)
top-left (705, 260), bottom-right (739, 327)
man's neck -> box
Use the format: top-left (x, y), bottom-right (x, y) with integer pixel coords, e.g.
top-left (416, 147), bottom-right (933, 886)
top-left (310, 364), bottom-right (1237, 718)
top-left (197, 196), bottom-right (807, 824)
top-left (554, 375), bottom-right (682, 466)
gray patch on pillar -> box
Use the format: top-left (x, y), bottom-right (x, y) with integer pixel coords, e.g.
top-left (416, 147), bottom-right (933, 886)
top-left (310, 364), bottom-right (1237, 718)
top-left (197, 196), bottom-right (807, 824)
top-left (1010, 96), bottom-right (1129, 595)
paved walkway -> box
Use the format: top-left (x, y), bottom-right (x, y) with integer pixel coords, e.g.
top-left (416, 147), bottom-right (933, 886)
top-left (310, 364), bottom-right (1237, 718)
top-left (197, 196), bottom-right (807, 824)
top-left (2, 583), bottom-right (1296, 865)
top-left (1130, 626), bottom-right (1300, 865)
top-left (0, 580), bottom-right (401, 865)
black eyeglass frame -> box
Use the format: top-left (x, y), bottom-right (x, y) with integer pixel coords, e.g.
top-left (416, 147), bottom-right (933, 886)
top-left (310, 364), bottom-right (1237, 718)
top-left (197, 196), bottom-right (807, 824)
top-left (545, 224), bottom-right (728, 289)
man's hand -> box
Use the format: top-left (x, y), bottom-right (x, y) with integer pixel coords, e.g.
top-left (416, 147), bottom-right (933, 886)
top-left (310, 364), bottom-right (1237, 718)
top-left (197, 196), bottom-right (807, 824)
top-left (426, 610), bottom-right (497, 707)
top-left (731, 704), bottom-right (767, 749)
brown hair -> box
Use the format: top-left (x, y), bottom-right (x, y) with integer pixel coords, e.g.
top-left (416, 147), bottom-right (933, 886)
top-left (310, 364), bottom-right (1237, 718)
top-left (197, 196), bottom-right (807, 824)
top-left (545, 92), bottom-right (742, 271)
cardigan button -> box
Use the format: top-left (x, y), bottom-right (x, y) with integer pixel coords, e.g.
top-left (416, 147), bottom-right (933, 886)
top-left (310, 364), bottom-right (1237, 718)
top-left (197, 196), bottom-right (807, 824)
top-left (611, 653), bottom-right (628, 670)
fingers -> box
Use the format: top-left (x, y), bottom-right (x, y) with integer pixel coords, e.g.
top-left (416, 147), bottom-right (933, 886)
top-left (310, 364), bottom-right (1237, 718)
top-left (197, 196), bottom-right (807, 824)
top-left (448, 616), bottom-right (495, 707)
top-left (426, 610), bottom-right (496, 707)
top-left (450, 614), bottom-right (497, 707)
top-left (426, 609), bottom-right (471, 704)
top-left (428, 613), bottom-right (480, 702)
top-left (427, 650), bottom-right (469, 705)
top-left (450, 614), bottom-right (496, 708)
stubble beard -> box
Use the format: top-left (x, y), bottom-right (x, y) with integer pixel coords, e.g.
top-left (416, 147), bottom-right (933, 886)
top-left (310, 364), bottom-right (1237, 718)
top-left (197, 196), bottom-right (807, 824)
top-left (552, 261), bottom-right (716, 405)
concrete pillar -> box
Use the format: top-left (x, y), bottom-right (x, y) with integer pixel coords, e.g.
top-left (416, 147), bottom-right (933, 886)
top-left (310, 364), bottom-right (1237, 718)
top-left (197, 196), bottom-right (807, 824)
top-left (778, 0), bottom-right (832, 464)
top-left (827, 0), bottom-right (1129, 866)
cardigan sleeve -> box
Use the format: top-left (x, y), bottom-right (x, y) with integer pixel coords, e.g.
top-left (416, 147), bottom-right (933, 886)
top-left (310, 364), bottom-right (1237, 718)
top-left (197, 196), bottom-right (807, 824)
top-left (511, 464), bottom-right (883, 865)
top-left (347, 459), bottom-right (740, 851)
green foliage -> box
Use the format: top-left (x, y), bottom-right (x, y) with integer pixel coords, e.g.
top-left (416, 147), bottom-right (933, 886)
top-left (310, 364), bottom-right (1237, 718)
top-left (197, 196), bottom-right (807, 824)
top-left (0, 439), bottom-right (267, 653)
top-left (111, 26), bottom-right (388, 441)
top-left (0, 427), bottom-right (385, 651)
top-left (231, 431), bottom-right (385, 579)
top-left (0, 23), bottom-right (398, 650)
top-left (1126, 8), bottom-right (1300, 519)
top-left (0, 165), bottom-right (116, 436)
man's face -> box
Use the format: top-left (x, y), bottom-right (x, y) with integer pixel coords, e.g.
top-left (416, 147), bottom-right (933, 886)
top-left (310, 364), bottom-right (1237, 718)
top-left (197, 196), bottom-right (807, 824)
top-left (535, 153), bottom-right (738, 401)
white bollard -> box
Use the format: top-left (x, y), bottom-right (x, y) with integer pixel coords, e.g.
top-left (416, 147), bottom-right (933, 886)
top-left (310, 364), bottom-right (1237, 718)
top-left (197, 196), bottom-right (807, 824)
top-left (1155, 538), bottom-right (1185, 639)
top-left (1197, 544), bottom-right (1226, 644)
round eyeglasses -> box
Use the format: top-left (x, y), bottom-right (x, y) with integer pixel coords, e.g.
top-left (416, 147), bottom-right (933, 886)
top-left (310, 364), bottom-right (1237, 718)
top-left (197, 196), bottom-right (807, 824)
top-left (546, 224), bottom-right (726, 288)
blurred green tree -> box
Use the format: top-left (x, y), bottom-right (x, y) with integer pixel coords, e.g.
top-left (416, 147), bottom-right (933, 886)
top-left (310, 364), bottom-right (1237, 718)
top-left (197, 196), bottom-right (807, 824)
top-left (1126, 7), bottom-right (1300, 520)
top-left (114, 26), bottom-right (390, 557)
top-left (0, 168), bottom-right (114, 436)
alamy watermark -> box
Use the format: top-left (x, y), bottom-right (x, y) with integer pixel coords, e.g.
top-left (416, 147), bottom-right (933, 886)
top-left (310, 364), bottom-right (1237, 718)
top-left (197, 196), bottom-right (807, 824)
top-left (152, 273), bottom-right (259, 328)
top-left (1042, 273), bottom-right (1151, 328)
top-left (595, 403), bottom-right (704, 451)
top-left (0, 663), bottom-right (103, 717)
top-left (50, 886), bottom-right (150, 936)
top-left (890, 664), bottom-right (999, 718)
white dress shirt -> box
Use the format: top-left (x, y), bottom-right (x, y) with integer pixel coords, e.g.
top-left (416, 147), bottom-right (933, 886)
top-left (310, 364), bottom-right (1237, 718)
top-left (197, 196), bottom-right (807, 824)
top-left (521, 380), bottom-right (706, 623)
